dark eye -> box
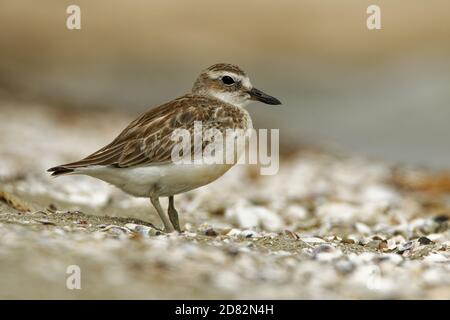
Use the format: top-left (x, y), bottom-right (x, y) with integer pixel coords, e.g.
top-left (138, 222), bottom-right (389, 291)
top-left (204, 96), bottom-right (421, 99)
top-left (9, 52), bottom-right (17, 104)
top-left (221, 76), bottom-right (235, 85)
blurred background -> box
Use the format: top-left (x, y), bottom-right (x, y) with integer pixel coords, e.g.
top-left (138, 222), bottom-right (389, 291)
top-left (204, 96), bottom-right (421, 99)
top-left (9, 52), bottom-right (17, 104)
top-left (1, 0), bottom-right (450, 168)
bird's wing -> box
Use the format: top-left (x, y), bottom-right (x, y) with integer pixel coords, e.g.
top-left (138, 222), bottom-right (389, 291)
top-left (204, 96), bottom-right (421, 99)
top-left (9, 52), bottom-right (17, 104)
top-left (49, 95), bottom-right (246, 170)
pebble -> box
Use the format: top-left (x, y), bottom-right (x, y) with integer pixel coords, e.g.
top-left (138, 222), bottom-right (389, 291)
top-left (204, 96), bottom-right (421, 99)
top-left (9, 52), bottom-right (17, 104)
top-left (341, 238), bottom-right (355, 244)
top-left (285, 230), bottom-right (300, 240)
top-left (34, 219), bottom-right (56, 226)
top-left (125, 223), bottom-right (157, 237)
top-left (398, 241), bottom-right (415, 253)
top-left (426, 233), bottom-right (444, 242)
top-left (313, 244), bottom-right (335, 254)
top-left (313, 245), bottom-right (342, 261)
top-left (240, 230), bottom-right (258, 238)
top-left (366, 240), bottom-right (382, 249)
top-left (433, 215), bottom-right (449, 224)
top-left (204, 228), bottom-right (218, 237)
top-left (385, 239), bottom-right (397, 250)
top-left (376, 253), bottom-right (403, 264)
top-left (102, 225), bottom-right (130, 236)
top-left (418, 236), bottom-right (434, 245)
top-left (301, 237), bottom-right (326, 244)
top-left (184, 232), bottom-right (197, 238)
top-left (226, 228), bottom-right (242, 237)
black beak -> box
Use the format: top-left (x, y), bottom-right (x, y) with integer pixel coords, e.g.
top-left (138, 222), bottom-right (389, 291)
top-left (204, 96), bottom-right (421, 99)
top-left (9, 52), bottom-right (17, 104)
top-left (248, 88), bottom-right (282, 105)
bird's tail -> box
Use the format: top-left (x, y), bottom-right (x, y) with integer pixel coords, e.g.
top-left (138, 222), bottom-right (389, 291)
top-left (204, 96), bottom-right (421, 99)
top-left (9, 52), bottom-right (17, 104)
top-left (47, 166), bottom-right (76, 177)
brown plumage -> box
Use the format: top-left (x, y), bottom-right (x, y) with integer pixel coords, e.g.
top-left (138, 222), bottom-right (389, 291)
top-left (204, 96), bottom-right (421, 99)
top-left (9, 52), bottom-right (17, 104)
top-left (48, 94), bottom-right (248, 176)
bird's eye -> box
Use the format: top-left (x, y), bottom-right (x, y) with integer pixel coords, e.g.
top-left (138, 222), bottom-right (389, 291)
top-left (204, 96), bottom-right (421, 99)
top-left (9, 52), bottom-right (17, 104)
top-left (221, 76), bottom-right (235, 85)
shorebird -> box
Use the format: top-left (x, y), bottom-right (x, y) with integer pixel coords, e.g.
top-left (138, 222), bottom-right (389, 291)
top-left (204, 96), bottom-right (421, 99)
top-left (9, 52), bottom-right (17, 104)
top-left (48, 63), bottom-right (281, 232)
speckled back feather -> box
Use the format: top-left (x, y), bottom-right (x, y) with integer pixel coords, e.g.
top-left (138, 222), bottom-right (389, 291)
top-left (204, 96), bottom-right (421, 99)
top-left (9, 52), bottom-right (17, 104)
top-left (48, 94), bottom-right (248, 175)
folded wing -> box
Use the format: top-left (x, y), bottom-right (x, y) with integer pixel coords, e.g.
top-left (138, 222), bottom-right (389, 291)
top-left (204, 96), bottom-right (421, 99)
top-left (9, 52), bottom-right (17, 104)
top-left (48, 95), bottom-right (246, 176)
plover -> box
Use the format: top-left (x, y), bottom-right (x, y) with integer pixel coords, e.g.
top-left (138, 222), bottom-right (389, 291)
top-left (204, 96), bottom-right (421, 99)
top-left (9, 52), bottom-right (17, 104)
top-left (48, 63), bottom-right (281, 232)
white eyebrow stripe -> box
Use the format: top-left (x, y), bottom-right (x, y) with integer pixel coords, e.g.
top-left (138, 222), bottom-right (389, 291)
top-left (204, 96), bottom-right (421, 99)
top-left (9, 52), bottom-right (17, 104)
top-left (207, 71), bottom-right (241, 79)
top-left (207, 71), bottom-right (252, 88)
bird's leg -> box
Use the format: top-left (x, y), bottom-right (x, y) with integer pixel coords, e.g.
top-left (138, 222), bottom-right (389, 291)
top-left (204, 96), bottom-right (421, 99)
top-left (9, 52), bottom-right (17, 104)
top-left (150, 197), bottom-right (174, 233)
top-left (168, 195), bottom-right (181, 232)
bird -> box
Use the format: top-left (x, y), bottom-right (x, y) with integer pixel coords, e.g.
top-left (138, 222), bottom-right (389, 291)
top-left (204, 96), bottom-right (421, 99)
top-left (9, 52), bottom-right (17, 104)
top-left (48, 63), bottom-right (281, 232)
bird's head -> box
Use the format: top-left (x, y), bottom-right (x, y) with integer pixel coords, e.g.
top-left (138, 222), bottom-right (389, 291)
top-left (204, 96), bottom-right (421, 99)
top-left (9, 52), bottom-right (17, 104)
top-left (192, 63), bottom-right (281, 108)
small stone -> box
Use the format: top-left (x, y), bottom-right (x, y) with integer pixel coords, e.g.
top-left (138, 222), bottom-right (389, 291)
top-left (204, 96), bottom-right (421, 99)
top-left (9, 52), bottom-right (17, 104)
top-left (366, 240), bottom-right (382, 249)
top-left (102, 225), bottom-right (130, 235)
top-left (441, 241), bottom-right (450, 248)
top-left (301, 237), bottom-right (326, 244)
top-left (359, 237), bottom-right (371, 246)
top-left (374, 253), bottom-right (403, 264)
top-left (418, 236), bottom-right (434, 245)
top-left (379, 240), bottom-right (389, 250)
top-left (313, 245), bottom-right (342, 261)
top-left (397, 241), bottom-right (414, 253)
top-left (325, 235), bottom-right (341, 242)
top-left (148, 228), bottom-right (163, 236)
top-left (313, 244), bottom-right (334, 254)
top-left (219, 228), bottom-right (231, 235)
top-left (284, 230), bottom-right (300, 240)
top-left (34, 219), bottom-right (56, 226)
top-left (125, 223), bottom-right (155, 237)
top-left (427, 233), bottom-right (444, 242)
top-left (385, 238), bottom-right (397, 250)
top-left (240, 230), bottom-right (258, 238)
top-left (341, 238), bottom-right (355, 244)
top-left (184, 232), bottom-right (197, 237)
top-left (226, 228), bottom-right (241, 237)
top-left (47, 204), bottom-right (57, 213)
top-left (433, 215), bottom-right (449, 223)
top-left (205, 228), bottom-right (218, 237)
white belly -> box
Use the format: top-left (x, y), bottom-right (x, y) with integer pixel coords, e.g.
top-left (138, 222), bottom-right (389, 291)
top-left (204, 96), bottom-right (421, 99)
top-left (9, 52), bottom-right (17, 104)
top-left (78, 162), bottom-right (234, 197)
